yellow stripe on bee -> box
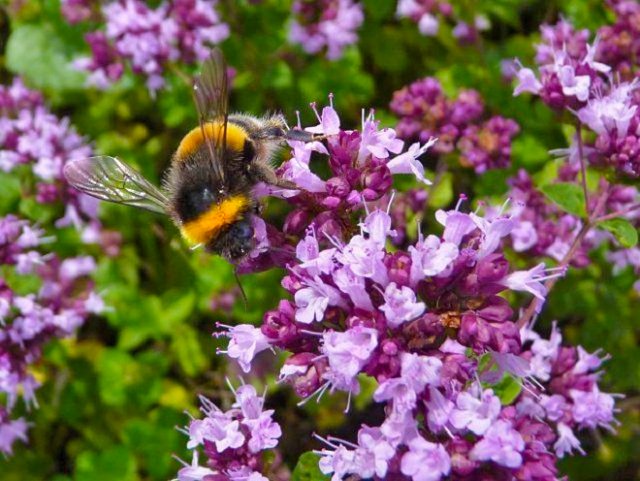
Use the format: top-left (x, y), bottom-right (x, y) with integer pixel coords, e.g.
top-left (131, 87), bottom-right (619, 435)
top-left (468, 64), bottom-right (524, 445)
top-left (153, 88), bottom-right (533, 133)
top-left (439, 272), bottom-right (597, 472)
top-left (180, 194), bottom-right (250, 245)
top-left (175, 122), bottom-right (248, 160)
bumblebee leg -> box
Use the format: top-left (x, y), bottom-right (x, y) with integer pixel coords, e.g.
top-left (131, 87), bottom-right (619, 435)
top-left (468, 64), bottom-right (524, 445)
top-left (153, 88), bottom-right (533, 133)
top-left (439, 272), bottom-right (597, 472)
top-left (249, 162), bottom-right (297, 190)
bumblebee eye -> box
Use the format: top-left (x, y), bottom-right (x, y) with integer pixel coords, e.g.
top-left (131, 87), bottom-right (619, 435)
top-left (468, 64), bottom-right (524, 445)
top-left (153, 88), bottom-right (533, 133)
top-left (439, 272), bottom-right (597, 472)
top-left (259, 126), bottom-right (285, 139)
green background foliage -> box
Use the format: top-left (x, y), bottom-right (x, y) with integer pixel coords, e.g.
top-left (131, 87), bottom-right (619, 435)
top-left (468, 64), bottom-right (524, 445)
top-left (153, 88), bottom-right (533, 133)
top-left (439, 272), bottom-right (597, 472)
top-left (0, 0), bottom-right (638, 479)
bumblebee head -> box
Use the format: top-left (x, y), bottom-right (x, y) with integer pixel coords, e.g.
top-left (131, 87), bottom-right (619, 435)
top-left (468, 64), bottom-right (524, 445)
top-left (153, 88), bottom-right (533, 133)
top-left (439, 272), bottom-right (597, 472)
top-left (209, 219), bottom-right (254, 261)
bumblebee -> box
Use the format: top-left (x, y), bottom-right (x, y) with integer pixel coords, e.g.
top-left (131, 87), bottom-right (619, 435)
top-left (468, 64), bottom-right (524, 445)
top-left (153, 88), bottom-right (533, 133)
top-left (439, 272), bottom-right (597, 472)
top-left (64, 48), bottom-right (315, 261)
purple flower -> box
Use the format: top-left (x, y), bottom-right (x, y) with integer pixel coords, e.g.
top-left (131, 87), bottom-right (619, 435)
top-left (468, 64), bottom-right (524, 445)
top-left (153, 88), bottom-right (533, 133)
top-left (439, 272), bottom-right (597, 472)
top-left (245, 410), bottom-right (282, 453)
top-left (577, 81), bottom-right (638, 138)
top-left (436, 208), bottom-right (477, 246)
top-left (306, 99), bottom-right (341, 137)
top-left (501, 263), bottom-right (565, 301)
top-left (400, 435), bottom-right (451, 481)
top-left (458, 116), bottom-right (520, 173)
top-left (558, 65), bottom-right (591, 101)
top-left (359, 114), bottom-right (404, 161)
top-left (450, 388), bottom-right (501, 435)
top-left (175, 452), bottom-right (216, 481)
top-left (335, 235), bottom-right (389, 285)
top-left (74, 0), bottom-right (228, 93)
top-left (289, 0), bottom-right (364, 60)
top-left (0, 215), bottom-right (99, 454)
top-left (317, 444), bottom-right (357, 480)
top-left (570, 386), bottom-right (618, 431)
top-left (380, 282), bottom-right (426, 328)
top-left (282, 141), bottom-right (328, 193)
top-left (0, 79), bottom-right (96, 233)
top-left (61, 0), bottom-right (96, 23)
top-left (322, 326), bottom-right (378, 393)
top-left (470, 419), bottom-right (525, 468)
top-left (294, 277), bottom-right (345, 324)
top-left (177, 383), bottom-right (282, 479)
top-left (332, 266), bottom-right (373, 310)
top-left (409, 234), bottom-right (458, 284)
top-left (386, 139), bottom-right (436, 184)
top-left (400, 352), bottom-right (442, 393)
top-left (425, 387), bottom-right (454, 433)
top-left (554, 422), bottom-right (585, 457)
top-left (353, 426), bottom-right (395, 478)
top-left (0, 411), bottom-right (28, 456)
top-left (217, 323), bottom-right (272, 373)
top-left (513, 65), bottom-right (542, 95)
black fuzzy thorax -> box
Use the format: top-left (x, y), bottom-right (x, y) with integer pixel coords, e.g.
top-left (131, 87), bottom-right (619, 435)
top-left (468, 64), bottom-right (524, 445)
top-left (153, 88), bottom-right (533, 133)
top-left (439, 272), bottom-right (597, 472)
top-left (164, 145), bottom-right (256, 225)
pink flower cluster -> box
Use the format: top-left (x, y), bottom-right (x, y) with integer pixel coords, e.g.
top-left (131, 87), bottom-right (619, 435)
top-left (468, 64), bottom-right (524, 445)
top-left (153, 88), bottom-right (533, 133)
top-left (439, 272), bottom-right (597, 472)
top-left (598, 0), bottom-right (640, 80)
top-left (233, 97), bottom-right (435, 274)
top-left (390, 77), bottom-right (519, 173)
top-left (176, 382), bottom-right (282, 481)
top-left (395, 0), bottom-right (453, 37)
top-left (70, 0), bottom-right (229, 93)
top-left (396, 0), bottom-right (489, 44)
top-left (212, 102), bottom-right (617, 480)
top-left (514, 15), bottom-right (640, 177)
top-left (0, 215), bottom-right (104, 455)
top-left (0, 78), bottom-right (102, 238)
top-left (61, 0), bottom-right (97, 24)
top-left (288, 0), bottom-right (364, 60)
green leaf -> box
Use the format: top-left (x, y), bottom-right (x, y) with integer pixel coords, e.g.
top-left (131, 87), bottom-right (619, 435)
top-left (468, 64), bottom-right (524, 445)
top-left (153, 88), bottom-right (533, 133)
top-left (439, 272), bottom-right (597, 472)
top-left (540, 182), bottom-right (586, 218)
top-left (75, 446), bottom-right (137, 481)
top-left (512, 135), bottom-right (548, 167)
top-left (6, 24), bottom-right (85, 93)
top-left (170, 325), bottom-right (207, 376)
top-left (429, 172), bottom-right (453, 209)
top-left (492, 373), bottom-right (523, 405)
top-left (292, 452), bottom-right (330, 481)
top-left (0, 172), bottom-right (21, 213)
top-left (599, 218), bottom-right (639, 248)
top-left (97, 349), bottom-right (132, 407)
top-left (123, 409), bottom-right (185, 480)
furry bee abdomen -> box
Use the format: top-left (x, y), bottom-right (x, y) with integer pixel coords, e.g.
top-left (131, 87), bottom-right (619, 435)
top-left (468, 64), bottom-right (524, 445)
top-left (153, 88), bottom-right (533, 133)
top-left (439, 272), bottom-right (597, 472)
top-left (174, 122), bottom-right (248, 161)
top-left (179, 194), bottom-right (250, 245)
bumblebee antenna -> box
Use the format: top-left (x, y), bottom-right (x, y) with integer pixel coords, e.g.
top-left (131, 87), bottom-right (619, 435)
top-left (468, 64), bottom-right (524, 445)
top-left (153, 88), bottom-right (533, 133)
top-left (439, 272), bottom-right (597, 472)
top-left (233, 267), bottom-right (248, 309)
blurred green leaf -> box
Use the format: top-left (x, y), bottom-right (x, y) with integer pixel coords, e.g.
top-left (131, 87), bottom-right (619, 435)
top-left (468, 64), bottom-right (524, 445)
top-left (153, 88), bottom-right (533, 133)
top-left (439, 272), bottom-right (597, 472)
top-left (512, 135), bottom-right (549, 167)
top-left (75, 446), bottom-right (137, 481)
top-left (6, 24), bottom-right (85, 93)
top-left (171, 324), bottom-right (207, 376)
top-left (429, 172), bottom-right (453, 209)
top-left (598, 218), bottom-right (638, 248)
top-left (493, 374), bottom-right (523, 405)
top-left (540, 182), bottom-right (586, 218)
top-left (123, 409), bottom-right (185, 480)
top-left (97, 349), bottom-right (132, 407)
top-left (292, 452), bottom-right (329, 481)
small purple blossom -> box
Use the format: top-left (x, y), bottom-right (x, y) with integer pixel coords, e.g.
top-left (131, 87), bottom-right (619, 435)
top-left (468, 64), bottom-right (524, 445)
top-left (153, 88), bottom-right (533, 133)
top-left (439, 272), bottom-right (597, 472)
top-left (73, 0), bottom-right (229, 93)
top-left (0, 215), bottom-right (100, 455)
top-left (450, 388), bottom-right (501, 436)
top-left (470, 419), bottom-right (525, 468)
top-left (289, 0), bottom-right (364, 60)
top-left (400, 435), bottom-right (451, 481)
top-left (216, 323), bottom-right (272, 373)
top-left (176, 382), bottom-right (282, 480)
top-left (380, 282), bottom-right (426, 328)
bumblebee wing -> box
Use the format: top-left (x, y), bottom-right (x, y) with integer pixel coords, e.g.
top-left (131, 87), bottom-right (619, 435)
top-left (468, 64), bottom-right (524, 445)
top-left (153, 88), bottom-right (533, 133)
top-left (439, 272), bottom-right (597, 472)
top-left (63, 155), bottom-right (169, 214)
top-left (193, 48), bottom-right (229, 188)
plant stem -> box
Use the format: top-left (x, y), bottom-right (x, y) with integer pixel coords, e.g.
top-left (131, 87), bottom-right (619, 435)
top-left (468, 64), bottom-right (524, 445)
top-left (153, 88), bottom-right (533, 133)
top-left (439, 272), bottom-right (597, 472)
top-left (169, 63), bottom-right (193, 88)
top-left (595, 202), bottom-right (640, 222)
top-left (516, 182), bottom-right (611, 329)
top-left (576, 122), bottom-right (590, 217)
